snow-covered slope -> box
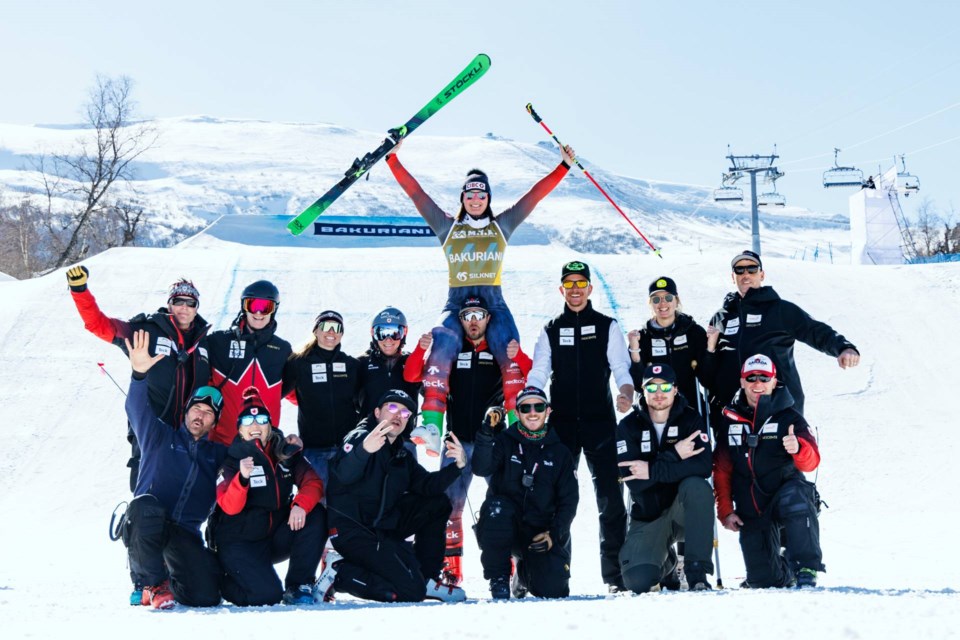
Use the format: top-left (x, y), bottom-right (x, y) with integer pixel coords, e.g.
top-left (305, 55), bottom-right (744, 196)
top-left (0, 117), bottom-right (849, 257)
top-left (1, 226), bottom-right (958, 637)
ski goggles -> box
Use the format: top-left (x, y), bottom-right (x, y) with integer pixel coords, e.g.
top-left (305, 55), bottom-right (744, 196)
top-left (239, 413), bottom-right (270, 427)
top-left (650, 294), bottom-right (675, 304)
top-left (189, 386), bottom-right (223, 412)
top-left (562, 280), bottom-right (589, 289)
top-left (518, 402), bottom-right (548, 414)
top-left (744, 374), bottom-right (773, 383)
top-left (643, 382), bottom-right (675, 394)
top-left (243, 298), bottom-right (276, 315)
top-left (464, 191), bottom-right (488, 201)
top-left (733, 265), bottom-right (761, 275)
top-left (459, 309), bottom-right (488, 322)
top-left (373, 324), bottom-right (406, 341)
top-left (316, 320), bottom-right (343, 334)
top-left (169, 297), bottom-right (198, 308)
top-left (385, 403), bottom-right (413, 419)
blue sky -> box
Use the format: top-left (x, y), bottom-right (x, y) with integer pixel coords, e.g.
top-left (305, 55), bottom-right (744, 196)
top-left (2, 0), bottom-right (958, 219)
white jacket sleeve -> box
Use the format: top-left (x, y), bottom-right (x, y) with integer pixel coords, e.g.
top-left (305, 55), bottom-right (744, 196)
top-left (526, 327), bottom-right (553, 391)
top-left (607, 320), bottom-right (633, 389)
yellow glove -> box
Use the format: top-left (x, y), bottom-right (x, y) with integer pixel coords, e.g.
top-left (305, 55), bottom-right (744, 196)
top-left (66, 265), bottom-right (89, 291)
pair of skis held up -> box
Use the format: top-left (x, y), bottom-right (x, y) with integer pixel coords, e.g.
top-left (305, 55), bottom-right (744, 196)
top-left (286, 53), bottom-right (661, 257)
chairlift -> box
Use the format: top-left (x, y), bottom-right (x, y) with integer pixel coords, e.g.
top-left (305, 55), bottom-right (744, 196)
top-left (823, 148), bottom-right (864, 188)
top-left (714, 186), bottom-right (743, 202)
top-left (758, 191), bottom-right (786, 207)
top-left (896, 154), bottom-right (920, 196)
top-left (713, 173), bottom-right (744, 202)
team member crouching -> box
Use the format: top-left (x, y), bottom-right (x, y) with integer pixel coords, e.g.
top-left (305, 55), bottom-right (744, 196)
top-left (472, 387), bottom-right (579, 599)
top-left (319, 390), bottom-right (468, 603)
top-left (616, 364), bottom-right (715, 593)
top-left (713, 354), bottom-right (824, 588)
top-left (210, 387), bottom-right (327, 606)
top-left (122, 330), bottom-right (226, 610)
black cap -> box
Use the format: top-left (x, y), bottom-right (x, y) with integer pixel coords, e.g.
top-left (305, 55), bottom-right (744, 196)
top-left (648, 276), bottom-right (678, 296)
top-left (460, 295), bottom-right (487, 312)
top-left (314, 310), bottom-right (344, 328)
top-left (641, 363), bottom-right (677, 386)
top-left (377, 389), bottom-right (417, 414)
top-left (731, 250), bottom-right (762, 269)
top-left (516, 386), bottom-right (549, 405)
top-left (561, 260), bottom-right (590, 282)
top-left (462, 170), bottom-right (491, 197)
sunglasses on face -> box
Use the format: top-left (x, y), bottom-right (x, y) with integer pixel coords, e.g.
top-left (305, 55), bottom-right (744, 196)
top-left (239, 413), bottom-right (270, 427)
top-left (373, 324), bottom-right (405, 341)
top-left (464, 191), bottom-right (488, 201)
top-left (316, 320), bottom-right (343, 334)
top-left (562, 280), bottom-right (590, 289)
top-left (733, 265), bottom-right (761, 275)
top-left (243, 298), bottom-right (276, 315)
top-left (745, 374), bottom-right (772, 383)
top-left (650, 294), bottom-right (675, 304)
top-left (385, 402), bottom-right (413, 419)
top-left (518, 402), bottom-right (548, 414)
top-left (644, 382), bottom-right (674, 394)
top-left (169, 297), bottom-right (198, 308)
top-left (459, 309), bottom-right (488, 322)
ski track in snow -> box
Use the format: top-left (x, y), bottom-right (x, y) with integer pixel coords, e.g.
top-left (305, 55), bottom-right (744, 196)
top-left (2, 226), bottom-right (960, 637)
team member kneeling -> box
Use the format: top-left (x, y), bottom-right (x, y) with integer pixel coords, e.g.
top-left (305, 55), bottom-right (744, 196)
top-left (210, 387), bottom-right (327, 606)
top-left (616, 364), bottom-right (715, 592)
top-left (319, 390), bottom-right (468, 603)
top-left (713, 354), bottom-right (824, 588)
top-left (472, 387), bottom-right (579, 599)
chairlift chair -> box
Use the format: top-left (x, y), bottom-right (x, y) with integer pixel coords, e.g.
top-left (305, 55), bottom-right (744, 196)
top-left (714, 186), bottom-right (744, 202)
top-left (823, 148), bottom-right (865, 188)
top-left (758, 191), bottom-right (786, 206)
top-left (896, 155), bottom-right (920, 197)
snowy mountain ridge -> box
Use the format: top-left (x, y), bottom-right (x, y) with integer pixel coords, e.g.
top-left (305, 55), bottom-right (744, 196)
top-left (0, 116), bottom-right (848, 257)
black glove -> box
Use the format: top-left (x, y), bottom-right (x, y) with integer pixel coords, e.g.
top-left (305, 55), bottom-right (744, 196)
top-left (482, 406), bottom-right (505, 434)
top-left (66, 265), bottom-right (89, 292)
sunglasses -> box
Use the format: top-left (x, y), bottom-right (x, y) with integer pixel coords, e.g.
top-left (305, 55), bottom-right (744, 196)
top-left (464, 191), bottom-right (488, 201)
top-left (733, 265), bottom-right (761, 275)
top-left (169, 297), bottom-right (198, 308)
top-left (459, 309), bottom-right (488, 322)
top-left (562, 280), bottom-right (590, 289)
top-left (650, 294), bottom-right (675, 304)
top-left (644, 382), bottom-right (674, 393)
top-left (745, 374), bottom-right (772, 382)
top-left (316, 320), bottom-right (343, 334)
top-left (518, 402), bottom-right (548, 414)
top-left (190, 386), bottom-right (223, 411)
top-left (385, 402), bottom-right (413, 419)
top-left (239, 413), bottom-right (270, 427)
top-left (373, 324), bottom-right (405, 341)
top-left (243, 298), bottom-right (276, 315)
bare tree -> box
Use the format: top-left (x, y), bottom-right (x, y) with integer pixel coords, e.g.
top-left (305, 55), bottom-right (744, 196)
top-left (913, 197), bottom-right (942, 257)
top-left (31, 75), bottom-right (157, 270)
top-left (0, 198), bottom-right (45, 279)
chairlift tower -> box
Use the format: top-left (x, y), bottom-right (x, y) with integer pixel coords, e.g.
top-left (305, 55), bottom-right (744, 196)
top-left (723, 145), bottom-right (783, 254)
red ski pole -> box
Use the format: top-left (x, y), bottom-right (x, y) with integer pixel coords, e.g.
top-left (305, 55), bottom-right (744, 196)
top-left (526, 103), bottom-right (662, 258)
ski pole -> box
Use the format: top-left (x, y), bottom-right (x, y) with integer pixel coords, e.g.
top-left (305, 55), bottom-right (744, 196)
top-left (525, 103), bottom-right (662, 258)
top-left (698, 383), bottom-right (723, 589)
top-left (98, 361), bottom-right (127, 397)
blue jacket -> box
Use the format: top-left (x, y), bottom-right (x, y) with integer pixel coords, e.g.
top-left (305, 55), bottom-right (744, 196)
top-left (125, 375), bottom-right (227, 535)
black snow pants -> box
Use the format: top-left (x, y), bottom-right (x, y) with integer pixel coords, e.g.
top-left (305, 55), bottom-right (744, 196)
top-left (123, 494), bottom-right (221, 607)
top-left (330, 493), bottom-right (451, 602)
top-left (739, 478), bottom-right (825, 588)
top-left (215, 505), bottom-right (327, 606)
top-left (475, 495), bottom-right (571, 598)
